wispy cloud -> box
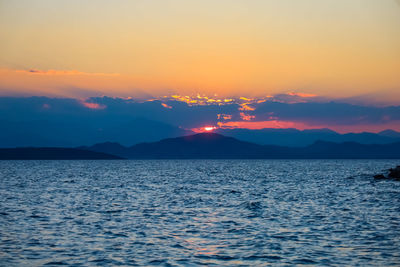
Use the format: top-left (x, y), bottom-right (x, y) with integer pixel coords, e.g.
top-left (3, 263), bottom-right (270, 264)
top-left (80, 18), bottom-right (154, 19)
top-left (14, 69), bottom-right (120, 76)
top-left (286, 92), bottom-right (317, 98)
top-left (80, 101), bottom-right (106, 110)
top-left (240, 113), bottom-right (255, 121)
top-left (161, 103), bottom-right (172, 109)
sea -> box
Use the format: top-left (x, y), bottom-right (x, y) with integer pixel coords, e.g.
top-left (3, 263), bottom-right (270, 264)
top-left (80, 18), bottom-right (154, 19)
top-left (0, 160), bottom-right (400, 266)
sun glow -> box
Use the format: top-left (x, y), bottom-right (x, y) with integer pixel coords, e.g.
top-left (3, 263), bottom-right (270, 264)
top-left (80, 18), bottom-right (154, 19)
top-left (204, 127), bottom-right (216, 132)
top-left (192, 126), bottom-right (217, 133)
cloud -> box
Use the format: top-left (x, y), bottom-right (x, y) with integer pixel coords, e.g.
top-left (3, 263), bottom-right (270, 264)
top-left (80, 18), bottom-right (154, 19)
top-left (161, 103), bottom-right (172, 109)
top-left (217, 120), bottom-right (314, 130)
top-left (1, 96), bottom-right (399, 134)
top-left (238, 103), bottom-right (256, 111)
top-left (14, 69), bottom-right (120, 76)
top-left (80, 101), bottom-right (106, 110)
top-left (240, 113), bottom-right (256, 121)
top-left (250, 101), bottom-right (400, 126)
top-left (270, 93), bottom-right (323, 104)
top-left (217, 114), bottom-right (232, 120)
top-left (287, 92), bottom-right (317, 98)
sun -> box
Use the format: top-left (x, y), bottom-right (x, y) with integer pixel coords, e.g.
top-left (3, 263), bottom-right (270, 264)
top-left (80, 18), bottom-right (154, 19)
top-left (204, 126), bottom-right (216, 132)
top-left (191, 126), bottom-right (218, 133)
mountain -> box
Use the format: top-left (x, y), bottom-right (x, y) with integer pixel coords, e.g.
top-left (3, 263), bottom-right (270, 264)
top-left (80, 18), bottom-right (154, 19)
top-left (0, 148), bottom-right (122, 160)
top-left (0, 118), bottom-right (191, 148)
top-left (0, 96), bottom-right (193, 147)
top-left (82, 133), bottom-right (400, 159)
top-left (379, 130), bottom-right (400, 139)
top-left (296, 140), bottom-right (400, 159)
top-left (81, 142), bottom-right (127, 157)
top-left (216, 128), bottom-right (400, 147)
top-left (83, 133), bottom-right (271, 159)
top-left (124, 133), bottom-right (273, 159)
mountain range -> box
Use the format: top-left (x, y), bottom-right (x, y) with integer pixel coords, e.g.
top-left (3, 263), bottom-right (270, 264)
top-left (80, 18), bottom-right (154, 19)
top-left (0, 147), bottom-right (121, 160)
top-left (216, 128), bottom-right (400, 147)
top-left (2, 133), bottom-right (400, 159)
top-left (81, 133), bottom-right (400, 159)
top-left (1, 117), bottom-right (399, 148)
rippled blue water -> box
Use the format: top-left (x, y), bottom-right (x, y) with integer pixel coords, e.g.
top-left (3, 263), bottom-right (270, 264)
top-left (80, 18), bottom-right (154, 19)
top-left (1, 160), bottom-right (400, 266)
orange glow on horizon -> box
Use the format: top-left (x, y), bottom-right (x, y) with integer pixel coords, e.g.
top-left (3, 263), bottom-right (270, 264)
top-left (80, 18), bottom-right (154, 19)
top-left (1, 66), bottom-right (399, 105)
top-left (216, 120), bottom-right (400, 134)
top-left (204, 127), bottom-right (216, 131)
top-left (192, 126), bottom-right (217, 133)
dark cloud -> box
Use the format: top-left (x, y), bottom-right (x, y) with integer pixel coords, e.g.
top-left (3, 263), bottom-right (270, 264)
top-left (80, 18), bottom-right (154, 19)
top-left (250, 101), bottom-right (400, 126)
top-left (1, 96), bottom-right (399, 127)
top-left (0, 96), bottom-right (399, 148)
top-left (270, 93), bottom-right (326, 104)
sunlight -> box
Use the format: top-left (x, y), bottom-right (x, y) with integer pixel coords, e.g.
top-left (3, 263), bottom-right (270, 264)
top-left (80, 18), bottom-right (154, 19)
top-left (204, 126), bottom-right (216, 132)
top-left (191, 126), bottom-right (218, 133)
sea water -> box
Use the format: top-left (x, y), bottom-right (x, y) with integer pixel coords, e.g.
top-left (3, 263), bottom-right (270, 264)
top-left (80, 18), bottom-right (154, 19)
top-left (0, 160), bottom-right (400, 266)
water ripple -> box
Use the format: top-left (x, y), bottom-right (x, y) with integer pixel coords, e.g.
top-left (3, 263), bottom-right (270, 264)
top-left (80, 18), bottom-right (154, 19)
top-left (1, 159), bottom-right (400, 266)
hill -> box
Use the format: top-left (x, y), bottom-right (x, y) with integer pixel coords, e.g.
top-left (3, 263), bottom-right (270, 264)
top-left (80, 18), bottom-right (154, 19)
top-left (0, 147), bottom-right (122, 160)
top-left (216, 128), bottom-right (400, 147)
top-left (83, 133), bottom-right (400, 159)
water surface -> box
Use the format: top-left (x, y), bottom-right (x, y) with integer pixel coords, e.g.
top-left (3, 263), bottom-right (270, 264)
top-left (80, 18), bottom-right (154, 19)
top-left (1, 160), bottom-right (400, 266)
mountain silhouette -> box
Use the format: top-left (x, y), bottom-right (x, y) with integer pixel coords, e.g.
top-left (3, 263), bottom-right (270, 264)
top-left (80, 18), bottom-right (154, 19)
top-left (83, 133), bottom-right (270, 159)
top-left (379, 129), bottom-right (400, 139)
top-left (0, 117), bottom-right (191, 148)
top-left (216, 128), bottom-right (400, 147)
top-left (0, 147), bottom-right (122, 160)
top-left (82, 133), bottom-right (400, 159)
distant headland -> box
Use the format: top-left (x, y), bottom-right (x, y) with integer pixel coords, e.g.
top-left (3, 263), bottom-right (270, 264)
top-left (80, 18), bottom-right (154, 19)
top-left (2, 133), bottom-right (400, 160)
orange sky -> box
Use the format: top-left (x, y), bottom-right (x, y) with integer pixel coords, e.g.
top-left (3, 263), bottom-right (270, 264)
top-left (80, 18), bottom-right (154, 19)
top-left (1, 0), bottom-right (400, 103)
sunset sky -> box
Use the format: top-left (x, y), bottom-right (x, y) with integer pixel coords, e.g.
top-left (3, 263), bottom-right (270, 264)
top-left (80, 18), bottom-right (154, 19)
top-left (1, 0), bottom-right (400, 100)
top-left (0, 0), bottom-right (399, 134)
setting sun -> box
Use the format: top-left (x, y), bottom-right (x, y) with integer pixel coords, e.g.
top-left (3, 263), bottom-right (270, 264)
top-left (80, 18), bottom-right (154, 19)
top-left (192, 126), bottom-right (217, 133)
top-left (204, 127), bottom-right (216, 132)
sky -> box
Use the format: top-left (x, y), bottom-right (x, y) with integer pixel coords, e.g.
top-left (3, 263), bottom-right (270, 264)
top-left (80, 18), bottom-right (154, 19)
top-left (0, 0), bottom-right (399, 133)
top-left (1, 0), bottom-right (400, 100)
